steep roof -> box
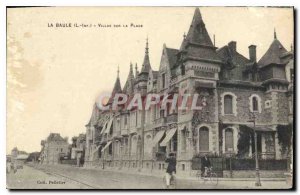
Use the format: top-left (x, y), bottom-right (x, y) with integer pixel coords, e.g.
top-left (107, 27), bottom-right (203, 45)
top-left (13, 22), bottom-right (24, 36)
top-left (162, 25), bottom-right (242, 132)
top-left (258, 37), bottom-right (288, 68)
top-left (179, 8), bottom-right (223, 64)
top-left (185, 8), bottom-right (214, 47)
top-left (165, 47), bottom-right (178, 70)
top-left (152, 70), bottom-right (159, 80)
top-left (217, 43), bottom-right (250, 80)
top-left (123, 62), bottom-right (135, 95)
top-left (47, 133), bottom-right (66, 142)
top-left (140, 38), bottom-right (151, 74)
top-left (108, 70), bottom-right (122, 105)
top-left (217, 44), bottom-right (250, 67)
top-left (86, 103), bottom-right (100, 126)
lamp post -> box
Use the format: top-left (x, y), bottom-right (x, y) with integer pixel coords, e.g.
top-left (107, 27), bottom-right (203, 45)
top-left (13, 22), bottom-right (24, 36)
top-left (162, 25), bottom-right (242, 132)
top-left (248, 112), bottom-right (261, 187)
top-left (185, 128), bottom-right (193, 176)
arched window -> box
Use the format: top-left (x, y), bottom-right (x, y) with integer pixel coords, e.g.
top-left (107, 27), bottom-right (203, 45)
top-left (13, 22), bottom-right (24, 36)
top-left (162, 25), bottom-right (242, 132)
top-left (225, 128), bottom-right (234, 152)
top-left (249, 94), bottom-right (261, 113)
top-left (224, 95), bottom-right (233, 114)
top-left (199, 126), bottom-right (209, 152)
top-left (252, 97), bottom-right (258, 112)
top-left (144, 134), bottom-right (152, 154)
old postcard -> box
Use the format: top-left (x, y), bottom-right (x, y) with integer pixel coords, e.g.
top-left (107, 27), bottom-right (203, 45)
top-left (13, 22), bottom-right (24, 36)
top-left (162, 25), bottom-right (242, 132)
top-left (6, 6), bottom-right (294, 189)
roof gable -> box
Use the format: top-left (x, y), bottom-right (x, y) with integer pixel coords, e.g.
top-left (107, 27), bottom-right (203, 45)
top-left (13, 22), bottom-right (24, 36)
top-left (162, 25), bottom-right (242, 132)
top-left (258, 39), bottom-right (288, 67)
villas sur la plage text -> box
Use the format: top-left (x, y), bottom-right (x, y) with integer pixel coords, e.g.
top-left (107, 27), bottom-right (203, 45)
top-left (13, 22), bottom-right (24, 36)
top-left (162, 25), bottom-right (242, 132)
top-left (48, 23), bottom-right (143, 28)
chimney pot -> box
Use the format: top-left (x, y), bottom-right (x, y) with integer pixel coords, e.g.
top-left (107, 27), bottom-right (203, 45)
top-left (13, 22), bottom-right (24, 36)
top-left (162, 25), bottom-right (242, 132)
top-left (248, 45), bottom-right (257, 62)
top-left (228, 41), bottom-right (237, 53)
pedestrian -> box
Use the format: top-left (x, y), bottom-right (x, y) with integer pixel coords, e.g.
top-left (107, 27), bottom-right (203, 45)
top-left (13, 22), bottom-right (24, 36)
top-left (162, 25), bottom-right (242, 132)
top-left (165, 153), bottom-right (176, 188)
top-left (201, 154), bottom-right (211, 177)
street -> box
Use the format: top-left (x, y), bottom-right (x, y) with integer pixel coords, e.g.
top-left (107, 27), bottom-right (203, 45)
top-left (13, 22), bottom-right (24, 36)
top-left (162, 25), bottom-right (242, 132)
top-left (7, 164), bottom-right (291, 189)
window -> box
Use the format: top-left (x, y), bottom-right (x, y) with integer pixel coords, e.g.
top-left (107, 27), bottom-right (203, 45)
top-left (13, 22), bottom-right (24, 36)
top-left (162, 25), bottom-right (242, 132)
top-left (181, 65), bottom-right (185, 75)
top-left (108, 144), bottom-right (113, 155)
top-left (181, 130), bottom-right (186, 151)
top-left (199, 126), bottom-right (209, 152)
top-left (252, 97), bottom-right (258, 112)
top-left (172, 132), bottom-right (178, 152)
top-left (224, 95), bottom-right (233, 114)
top-left (249, 94), bottom-right (261, 113)
top-left (162, 73), bottom-right (166, 88)
top-left (225, 128), bottom-right (234, 152)
top-left (144, 134), bottom-right (152, 154)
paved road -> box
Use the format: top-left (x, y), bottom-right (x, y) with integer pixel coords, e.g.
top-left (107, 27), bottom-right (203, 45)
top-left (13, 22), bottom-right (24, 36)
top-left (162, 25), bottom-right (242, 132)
top-left (6, 165), bottom-right (91, 189)
top-left (7, 164), bottom-right (291, 189)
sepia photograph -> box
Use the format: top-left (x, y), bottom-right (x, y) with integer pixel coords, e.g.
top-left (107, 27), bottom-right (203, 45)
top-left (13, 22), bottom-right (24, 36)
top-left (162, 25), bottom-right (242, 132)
top-left (6, 6), bottom-right (294, 189)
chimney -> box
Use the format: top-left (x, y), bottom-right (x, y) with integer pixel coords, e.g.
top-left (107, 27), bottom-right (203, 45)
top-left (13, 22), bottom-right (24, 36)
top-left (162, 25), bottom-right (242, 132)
top-left (248, 45), bottom-right (257, 62)
top-left (228, 41), bottom-right (236, 53)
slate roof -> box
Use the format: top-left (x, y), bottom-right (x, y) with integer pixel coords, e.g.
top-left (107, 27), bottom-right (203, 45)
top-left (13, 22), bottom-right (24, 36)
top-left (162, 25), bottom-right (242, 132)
top-left (47, 133), bottom-right (66, 142)
top-left (86, 103), bottom-right (100, 126)
top-left (140, 40), bottom-right (151, 74)
top-left (185, 8), bottom-right (214, 47)
top-left (123, 63), bottom-right (135, 95)
top-left (179, 8), bottom-right (223, 64)
top-left (165, 47), bottom-right (178, 70)
top-left (152, 70), bottom-right (159, 80)
top-left (108, 76), bottom-right (122, 105)
top-left (258, 38), bottom-right (288, 68)
top-left (217, 43), bottom-right (250, 80)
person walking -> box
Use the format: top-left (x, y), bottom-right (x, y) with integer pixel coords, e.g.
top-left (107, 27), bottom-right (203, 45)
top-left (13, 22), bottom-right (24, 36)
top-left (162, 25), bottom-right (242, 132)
top-left (165, 153), bottom-right (176, 189)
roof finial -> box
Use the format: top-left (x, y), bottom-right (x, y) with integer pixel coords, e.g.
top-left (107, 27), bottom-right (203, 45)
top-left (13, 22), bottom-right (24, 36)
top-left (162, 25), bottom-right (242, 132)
top-left (145, 36), bottom-right (149, 54)
top-left (274, 28), bottom-right (277, 39)
top-left (135, 63), bottom-right (138, 76)
top-left (117, 65), bottom-right (120, 78)
top-left (213, 34), bottom-right (215, 47)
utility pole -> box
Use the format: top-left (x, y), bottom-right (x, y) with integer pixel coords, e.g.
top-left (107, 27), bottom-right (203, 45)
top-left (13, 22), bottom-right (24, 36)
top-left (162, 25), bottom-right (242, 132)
top-left (248, 112), bottom-right (261, 186)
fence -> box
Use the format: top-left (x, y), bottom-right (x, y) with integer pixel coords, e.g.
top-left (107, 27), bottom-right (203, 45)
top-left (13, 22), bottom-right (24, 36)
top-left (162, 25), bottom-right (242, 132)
top-left (223, 158), bottom-right (288, 170)
top-left (192, 157), bottom-right (288, 177)
top-left (60, 159), bottom-right (77, 165)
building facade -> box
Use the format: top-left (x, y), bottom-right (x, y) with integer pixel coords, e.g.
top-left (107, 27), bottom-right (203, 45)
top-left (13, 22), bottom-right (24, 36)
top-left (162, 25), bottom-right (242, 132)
top-left (40, 133), bottom-right (70, 164)
top-left (84, 8), bottom-right (294, 174)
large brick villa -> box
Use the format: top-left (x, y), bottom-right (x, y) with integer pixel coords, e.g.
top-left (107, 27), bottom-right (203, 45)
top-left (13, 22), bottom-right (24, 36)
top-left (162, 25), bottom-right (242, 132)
top-left (84, 8), bottom-right (294, 174)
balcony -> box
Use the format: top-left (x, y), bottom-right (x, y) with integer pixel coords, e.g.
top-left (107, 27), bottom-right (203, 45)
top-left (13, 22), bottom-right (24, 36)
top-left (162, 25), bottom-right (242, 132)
top-left (154, 117), bottom-right (166, 127)
top-left (166, 113), bottom-right (178, 124)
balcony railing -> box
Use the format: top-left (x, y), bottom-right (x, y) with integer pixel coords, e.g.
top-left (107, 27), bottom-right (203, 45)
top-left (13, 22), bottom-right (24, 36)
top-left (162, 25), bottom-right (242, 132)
top-left (154, 117), bottom-right (166, 126)
top-left (166, 113), bottom-right (178, 124)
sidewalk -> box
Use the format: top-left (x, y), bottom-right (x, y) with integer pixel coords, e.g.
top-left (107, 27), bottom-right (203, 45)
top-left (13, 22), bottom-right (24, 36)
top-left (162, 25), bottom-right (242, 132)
top-left (34, 164), bottom-right (292, 189)
top-left (81, 165), bottom-right (285, 181)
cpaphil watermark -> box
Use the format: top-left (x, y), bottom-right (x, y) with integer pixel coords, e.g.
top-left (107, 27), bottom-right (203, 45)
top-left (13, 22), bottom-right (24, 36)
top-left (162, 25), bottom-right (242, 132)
top-left (96, 92), bottom-right (207, 111)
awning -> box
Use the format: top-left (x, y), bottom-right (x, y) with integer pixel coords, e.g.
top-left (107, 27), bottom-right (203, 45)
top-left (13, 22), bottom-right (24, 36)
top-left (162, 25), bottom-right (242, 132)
top-left (245, 125), bottom-right (275, 132)
top-left (103, 117), bottom-right (114, 134)
top-left (99, 120), bottom-right (108, 135)
top-left (160, 128), bottom-right (177, 147)
top-left (151, 130), bottom-right (165, 147)
top-left (101, 141), bottom-right (112, 152)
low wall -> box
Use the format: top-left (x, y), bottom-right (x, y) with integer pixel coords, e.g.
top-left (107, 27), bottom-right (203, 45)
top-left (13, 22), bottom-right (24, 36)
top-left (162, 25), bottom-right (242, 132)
top-left (223, 170), bottom-right (285, 178)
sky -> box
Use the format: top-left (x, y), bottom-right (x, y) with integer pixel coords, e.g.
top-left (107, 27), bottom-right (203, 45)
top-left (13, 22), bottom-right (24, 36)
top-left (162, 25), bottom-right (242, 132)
top-left (6, 7), bottom-right (293, 153)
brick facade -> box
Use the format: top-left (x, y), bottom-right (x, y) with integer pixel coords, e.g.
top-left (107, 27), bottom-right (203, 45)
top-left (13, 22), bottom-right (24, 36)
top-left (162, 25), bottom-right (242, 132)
top-left (84, 8), bottom-right (294, 173)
